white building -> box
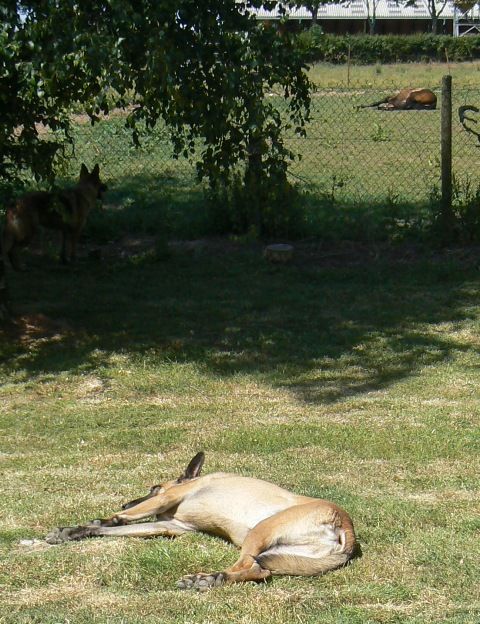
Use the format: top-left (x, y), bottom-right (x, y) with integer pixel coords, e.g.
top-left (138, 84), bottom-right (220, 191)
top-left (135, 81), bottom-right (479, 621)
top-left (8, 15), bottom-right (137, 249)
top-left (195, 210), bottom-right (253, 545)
top-left (250, 1), bottom-right (480, 36)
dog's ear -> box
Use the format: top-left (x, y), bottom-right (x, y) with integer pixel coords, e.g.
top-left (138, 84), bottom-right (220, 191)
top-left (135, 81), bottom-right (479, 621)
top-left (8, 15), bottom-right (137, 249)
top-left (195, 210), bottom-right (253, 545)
top-left (179, 452), bottom-right (205, 482)
top-left (91, 164), bottom-right (100, 179)
top-left (80, 163), bottom-right (89, 178)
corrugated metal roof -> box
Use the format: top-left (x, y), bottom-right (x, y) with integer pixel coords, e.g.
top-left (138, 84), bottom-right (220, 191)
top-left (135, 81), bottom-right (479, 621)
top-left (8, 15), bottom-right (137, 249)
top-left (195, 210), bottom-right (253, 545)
top-left (249, 1), bottom-right (457, 20)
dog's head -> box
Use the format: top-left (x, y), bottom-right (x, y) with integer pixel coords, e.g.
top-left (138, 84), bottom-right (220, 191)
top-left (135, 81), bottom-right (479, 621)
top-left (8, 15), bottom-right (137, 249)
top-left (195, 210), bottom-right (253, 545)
top-left (79, 163), bottom-right (108, 200)
top-left (121, 452), bottom-right (205, 510)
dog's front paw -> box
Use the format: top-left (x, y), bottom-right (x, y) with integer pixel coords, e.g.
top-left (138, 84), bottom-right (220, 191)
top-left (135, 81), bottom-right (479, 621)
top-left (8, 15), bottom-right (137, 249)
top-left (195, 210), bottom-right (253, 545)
top-left (45, 525), bottom-right (95, 544)
top-left (88, 519), bottom-right (103, 527)
top-left (176, 572), bottom-right (225, 591)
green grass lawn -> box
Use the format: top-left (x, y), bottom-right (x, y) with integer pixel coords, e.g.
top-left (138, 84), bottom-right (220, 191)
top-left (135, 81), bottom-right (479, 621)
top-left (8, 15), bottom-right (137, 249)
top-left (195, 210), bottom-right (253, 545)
top-left (1, 243), bottom-right (479, 623)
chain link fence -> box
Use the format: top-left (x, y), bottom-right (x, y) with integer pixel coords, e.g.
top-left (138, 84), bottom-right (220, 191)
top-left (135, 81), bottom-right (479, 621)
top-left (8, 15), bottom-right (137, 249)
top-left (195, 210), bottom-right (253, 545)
top-left (288, 84), bottom-right (480, 205)
top-left (64, 83), bottom-right (480, 215)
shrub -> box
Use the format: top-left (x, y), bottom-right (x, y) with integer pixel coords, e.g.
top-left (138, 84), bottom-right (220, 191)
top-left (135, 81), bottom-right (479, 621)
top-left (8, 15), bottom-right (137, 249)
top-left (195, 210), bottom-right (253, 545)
top-left (207, 173), bottom-right (306, 239)
top-left (429, 175), bottom-right (480, 244)
top-left (300, 34), bottom-right (480, 65)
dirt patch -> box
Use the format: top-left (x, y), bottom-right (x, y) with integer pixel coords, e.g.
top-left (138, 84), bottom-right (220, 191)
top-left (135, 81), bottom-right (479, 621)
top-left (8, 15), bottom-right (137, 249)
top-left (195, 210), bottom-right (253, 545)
top-left (9, 234), bottom-right (480, 275)
top-left (85, 235), bottom-right (480, 269)
top-left (285, 240), bottom-right (480, 269)
top-left (2, 313), bottom-right (73, 346)
top-left (87, 234), bottom-right (159, 261)
top-left (82, 235), bottom-right (262, 263)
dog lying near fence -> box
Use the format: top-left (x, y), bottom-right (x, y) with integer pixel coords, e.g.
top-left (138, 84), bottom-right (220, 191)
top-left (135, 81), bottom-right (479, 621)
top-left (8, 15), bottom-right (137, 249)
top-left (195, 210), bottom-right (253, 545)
top-left (2, 164), bottom-right (107, 270)
top-left (45, 452), bottom-right (358, 590)
top-left (357, 88), bottom-right (437, 111)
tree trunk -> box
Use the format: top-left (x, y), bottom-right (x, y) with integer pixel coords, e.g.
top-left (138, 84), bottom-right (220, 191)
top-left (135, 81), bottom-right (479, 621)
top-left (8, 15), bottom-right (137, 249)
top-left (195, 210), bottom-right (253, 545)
top-left (245, 135), bottom-right (263, 235)
top-left (430, 4), bottom-right (439, 34)
top-left (311, 6), bottom-right (318, 26)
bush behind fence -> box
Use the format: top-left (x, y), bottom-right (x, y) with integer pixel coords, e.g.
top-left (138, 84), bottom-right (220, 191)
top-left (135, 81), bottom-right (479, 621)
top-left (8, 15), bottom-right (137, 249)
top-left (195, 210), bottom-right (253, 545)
top-left (298, 33), bottom-right (480, 64)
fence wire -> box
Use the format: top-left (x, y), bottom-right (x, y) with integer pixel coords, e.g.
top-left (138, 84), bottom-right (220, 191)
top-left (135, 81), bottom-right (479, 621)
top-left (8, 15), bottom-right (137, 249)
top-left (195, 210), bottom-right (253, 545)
top-left (64, 85), bottom-right (480, 210)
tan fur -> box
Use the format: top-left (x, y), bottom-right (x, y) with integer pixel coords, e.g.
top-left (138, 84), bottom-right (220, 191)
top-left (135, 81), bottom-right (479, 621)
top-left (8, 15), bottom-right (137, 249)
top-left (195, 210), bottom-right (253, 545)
top-left (358, 87), bottom-right (437, 111)
top-left (45, 452), bottom-right (358, 590)
top-left (2, 164), bottom-right (106, 269)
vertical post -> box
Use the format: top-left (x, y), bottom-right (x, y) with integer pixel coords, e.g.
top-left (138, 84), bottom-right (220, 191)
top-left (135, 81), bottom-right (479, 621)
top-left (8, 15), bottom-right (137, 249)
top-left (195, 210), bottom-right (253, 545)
top-left (441, 74), bottom-right (454, 240)
top-left (347, 44), bottom-right (351, 88)
top-left (453, 5), bottom-right (459, 37)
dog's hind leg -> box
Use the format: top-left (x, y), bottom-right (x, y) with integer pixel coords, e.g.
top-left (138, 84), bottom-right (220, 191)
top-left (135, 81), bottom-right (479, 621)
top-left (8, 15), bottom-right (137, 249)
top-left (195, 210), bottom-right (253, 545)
top-left (177, 501), bottom-right (355, 590)
top-left (3, 219), bottom-right (26, 271)
top-left (177, 555), bottom-right (272, 590)
top-left (61, 229), bottom-right (80, 264)
top-left (5, 237), bottom-right (29, 272)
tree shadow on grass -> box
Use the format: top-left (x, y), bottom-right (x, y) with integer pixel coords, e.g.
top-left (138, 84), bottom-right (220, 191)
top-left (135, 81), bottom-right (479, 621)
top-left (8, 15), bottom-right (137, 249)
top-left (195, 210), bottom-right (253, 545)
top-left (84, 173), bottom-right (211, 242)
top-left (2, 241), bottom-right (480, 406)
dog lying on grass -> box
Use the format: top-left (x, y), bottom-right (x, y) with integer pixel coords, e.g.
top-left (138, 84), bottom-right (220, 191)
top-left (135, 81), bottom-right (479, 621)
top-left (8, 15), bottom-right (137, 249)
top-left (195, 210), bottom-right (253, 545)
top-left (46, 452), bottom-right (358, 591)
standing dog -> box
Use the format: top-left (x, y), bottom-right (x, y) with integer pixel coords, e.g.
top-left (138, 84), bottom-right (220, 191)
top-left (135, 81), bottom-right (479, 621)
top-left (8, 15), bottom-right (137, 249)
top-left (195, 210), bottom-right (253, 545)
top-left (46, 452), bottom-right (357, 590)
top-left (2, 163), bottom-right (106, 269)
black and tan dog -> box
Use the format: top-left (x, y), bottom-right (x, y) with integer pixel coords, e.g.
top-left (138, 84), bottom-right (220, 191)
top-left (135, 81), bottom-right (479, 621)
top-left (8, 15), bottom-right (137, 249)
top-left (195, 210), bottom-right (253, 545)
top-left (2, 164), bottom-right (107, 269)
top-left (46, 452), bottom-right (357, 590)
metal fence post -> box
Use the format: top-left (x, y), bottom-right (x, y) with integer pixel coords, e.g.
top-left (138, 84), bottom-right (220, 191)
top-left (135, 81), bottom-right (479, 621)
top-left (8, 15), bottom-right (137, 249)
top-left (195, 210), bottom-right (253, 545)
top-left (441, 75), bottom-right (454, 240)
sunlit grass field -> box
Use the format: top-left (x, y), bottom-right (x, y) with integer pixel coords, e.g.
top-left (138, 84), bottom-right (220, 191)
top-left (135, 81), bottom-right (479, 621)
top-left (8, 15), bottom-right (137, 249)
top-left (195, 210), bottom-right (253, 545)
top-left (303, 61), bottom-right (480, 204)
top-left (308, 60), bottom-right (480, 88)
top-left (1, 243), bottom-right (479, 623)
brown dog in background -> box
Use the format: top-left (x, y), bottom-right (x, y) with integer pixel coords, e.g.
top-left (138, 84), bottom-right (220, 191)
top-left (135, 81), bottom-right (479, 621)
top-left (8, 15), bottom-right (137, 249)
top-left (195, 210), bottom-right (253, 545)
top-left (357, 87), bottom-right (437, 111)
top-left (2, 164), bottom-right (106, 269)
top-left (45, 452), bottom-right (357, 591)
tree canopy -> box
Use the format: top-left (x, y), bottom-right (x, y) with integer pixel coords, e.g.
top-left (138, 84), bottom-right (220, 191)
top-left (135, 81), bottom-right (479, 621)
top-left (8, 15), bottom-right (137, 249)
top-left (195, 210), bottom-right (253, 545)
top-left (1, 1), bottom-right (312, 191)
top-left (0, 1), bottom-right (314, 318)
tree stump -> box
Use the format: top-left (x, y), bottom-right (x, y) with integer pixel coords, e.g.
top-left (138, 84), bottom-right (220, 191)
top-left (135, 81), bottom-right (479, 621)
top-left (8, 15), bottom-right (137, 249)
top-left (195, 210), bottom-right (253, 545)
top-left (264, 244), bottom-right (294, 263)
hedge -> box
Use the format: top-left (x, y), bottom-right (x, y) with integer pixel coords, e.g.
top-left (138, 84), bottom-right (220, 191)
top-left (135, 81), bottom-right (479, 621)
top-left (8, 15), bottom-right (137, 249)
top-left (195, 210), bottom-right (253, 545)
top-left (297, 31), bottom-right (480, 64)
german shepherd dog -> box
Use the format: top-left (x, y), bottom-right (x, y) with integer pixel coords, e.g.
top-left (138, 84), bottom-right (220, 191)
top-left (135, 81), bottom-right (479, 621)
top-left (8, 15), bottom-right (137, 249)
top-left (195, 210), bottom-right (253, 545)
top-left (2, 164), bottom-right (107, 270)
top-left (46, 452), bottom-right (357, 590)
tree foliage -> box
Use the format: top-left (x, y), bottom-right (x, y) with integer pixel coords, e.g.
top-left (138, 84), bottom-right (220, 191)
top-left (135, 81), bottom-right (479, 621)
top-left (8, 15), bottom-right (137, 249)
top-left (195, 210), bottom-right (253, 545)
top-left (1, 1), bottom-right (312, 200)
top-left (402, 0), bottom-right (449, 34)
top-left (298, 1), bottom-right (324, 25)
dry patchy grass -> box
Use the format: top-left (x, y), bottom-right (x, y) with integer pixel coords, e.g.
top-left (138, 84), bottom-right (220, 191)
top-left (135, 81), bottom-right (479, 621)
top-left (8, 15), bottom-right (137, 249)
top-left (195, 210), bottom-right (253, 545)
top-left (1, 244), bottom-right (479, 623)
